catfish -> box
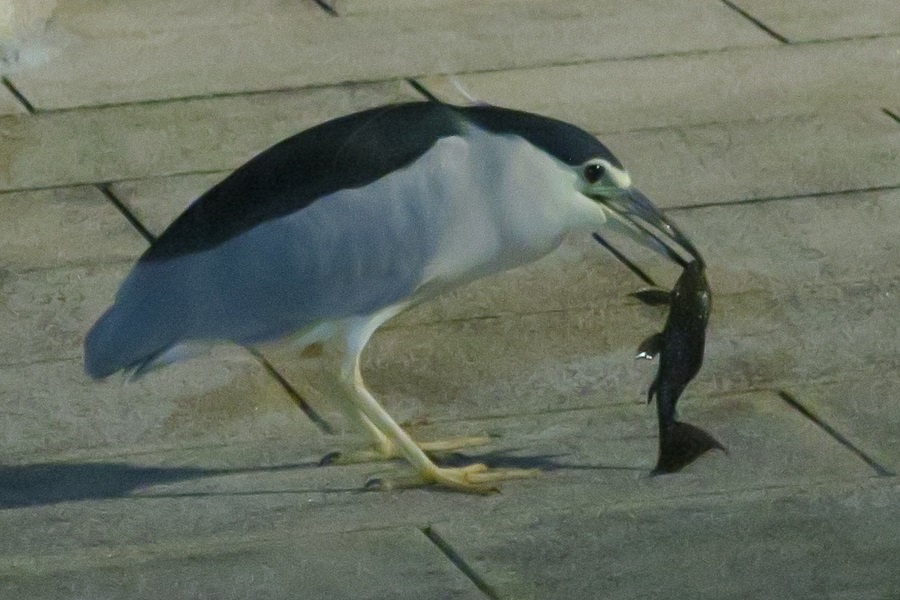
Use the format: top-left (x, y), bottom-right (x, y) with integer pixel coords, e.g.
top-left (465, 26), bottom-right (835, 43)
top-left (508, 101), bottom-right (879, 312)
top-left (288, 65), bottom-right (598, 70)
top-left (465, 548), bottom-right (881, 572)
top-left (635, 260), bottom-right (725, 474)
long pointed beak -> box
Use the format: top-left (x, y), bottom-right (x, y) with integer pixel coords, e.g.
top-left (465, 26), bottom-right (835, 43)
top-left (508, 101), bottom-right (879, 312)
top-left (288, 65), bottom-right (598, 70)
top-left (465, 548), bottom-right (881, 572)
top-left (597, 188), bottom-right (702, 266)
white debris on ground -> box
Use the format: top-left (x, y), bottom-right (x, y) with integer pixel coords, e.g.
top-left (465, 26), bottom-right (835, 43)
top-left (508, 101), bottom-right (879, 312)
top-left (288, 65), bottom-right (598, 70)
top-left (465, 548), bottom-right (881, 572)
top-left (0, 0), bottom-right (57, 74)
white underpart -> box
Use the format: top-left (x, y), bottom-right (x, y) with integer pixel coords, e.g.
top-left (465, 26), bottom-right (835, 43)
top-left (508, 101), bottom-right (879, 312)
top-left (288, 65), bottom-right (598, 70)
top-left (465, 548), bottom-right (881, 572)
top-left (419, 124), bottom-right (608, 296)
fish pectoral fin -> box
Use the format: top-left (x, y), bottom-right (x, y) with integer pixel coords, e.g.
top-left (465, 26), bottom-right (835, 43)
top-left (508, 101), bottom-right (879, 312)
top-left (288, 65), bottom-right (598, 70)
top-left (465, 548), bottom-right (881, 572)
top-left (630, 288), bottom-right (671, 306)
top-left (636, 333), bottom-right (664, 360)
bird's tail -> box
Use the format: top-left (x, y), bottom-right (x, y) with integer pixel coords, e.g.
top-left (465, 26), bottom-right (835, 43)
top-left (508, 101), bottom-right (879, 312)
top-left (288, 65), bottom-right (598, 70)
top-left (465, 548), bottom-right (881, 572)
top-left (83, 304), bottom-right (173, 380)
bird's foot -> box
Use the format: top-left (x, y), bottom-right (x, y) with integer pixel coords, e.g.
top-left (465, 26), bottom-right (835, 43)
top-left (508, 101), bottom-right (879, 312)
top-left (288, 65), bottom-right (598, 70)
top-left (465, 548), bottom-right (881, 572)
top-left (319, 435), bottom-right (492, 466)
top-left (365, 463), bottom-right (539, 495)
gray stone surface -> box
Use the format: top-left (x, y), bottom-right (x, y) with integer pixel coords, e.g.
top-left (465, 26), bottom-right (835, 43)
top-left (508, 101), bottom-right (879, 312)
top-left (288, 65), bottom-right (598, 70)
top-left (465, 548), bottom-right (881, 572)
top-left (786, 376), bottom-right (900, 474)
top-left (0, 354), bottom-right (320, 460)
top-left (609, 110), bottom-right (900, 207)
top-left (423, 37), bottom-right (900, 131)
top-left (0, 263), bottom-right (128, 365)
top-left (0, 186), bottom-right (145, 271)
top-left (731, 0), bottom-right (900, 41)
top-left (0, 86), bottom-right (26, 115)
top-left (0, 389), bottom-right (874, 559)
top-left (1, 527), bottom-right (484, 600)
top-left (0, 82), bottom-right (414, 191)
top-left (1, 1), bottom-right (898, 596)
top-left (9, 0), bottom-right (771, 109)
top-left (431, 478), bottom-right (900, 599)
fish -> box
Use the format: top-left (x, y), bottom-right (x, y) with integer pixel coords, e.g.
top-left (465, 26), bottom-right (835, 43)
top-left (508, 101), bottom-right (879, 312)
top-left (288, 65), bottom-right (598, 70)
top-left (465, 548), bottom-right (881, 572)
top-left (635, 259), bottom-right (726, 474)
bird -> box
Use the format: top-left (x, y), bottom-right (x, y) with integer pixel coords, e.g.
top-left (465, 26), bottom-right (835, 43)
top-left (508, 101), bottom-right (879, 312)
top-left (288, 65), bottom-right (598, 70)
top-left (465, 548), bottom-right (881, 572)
top-left (84, 100), bottom-right (696, 494)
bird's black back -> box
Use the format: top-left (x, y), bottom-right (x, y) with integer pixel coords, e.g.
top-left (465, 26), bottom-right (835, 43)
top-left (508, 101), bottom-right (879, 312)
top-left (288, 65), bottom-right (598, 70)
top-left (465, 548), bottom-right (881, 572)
top-left (141, 102), bottom-right (620, 261)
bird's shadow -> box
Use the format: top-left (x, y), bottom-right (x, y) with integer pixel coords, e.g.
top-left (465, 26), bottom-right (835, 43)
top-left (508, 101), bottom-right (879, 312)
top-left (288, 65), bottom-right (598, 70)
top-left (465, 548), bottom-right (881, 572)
top-left (0, 450), bottom-right (645, 509)
top-left (431, 448), bottom-right (645, 473)
top-left (0, 460), bottom-right (320, 510)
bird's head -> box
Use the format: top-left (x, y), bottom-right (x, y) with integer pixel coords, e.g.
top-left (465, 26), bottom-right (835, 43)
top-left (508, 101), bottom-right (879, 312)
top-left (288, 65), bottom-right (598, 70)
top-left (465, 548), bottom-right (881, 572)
top-left (576, 155), bottom-right (700, 266)
top-left (461, 104), bottom-right (700, 265)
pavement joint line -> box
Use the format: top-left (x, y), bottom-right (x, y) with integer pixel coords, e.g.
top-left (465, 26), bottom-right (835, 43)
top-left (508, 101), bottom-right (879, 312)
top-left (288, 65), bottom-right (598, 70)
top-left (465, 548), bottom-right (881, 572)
top-left (593, 232), bottom-right (661, 288)
top-left (3, 431), bottom-right (333, 466)
top-left (1, 76), bottom-right (36, 114)
top-left (777, 390), bottom-right (895, 477)
top-left (1, 33), bottom-right (894, 116)
top-left (668, 183), bottom-right (900, 212)
top-left (0, 475), bottom-right (890, 579)
top-left (406, 79), bottom-right (442, 103)
top-left (96, 183), bottom-right (156, 243)
top-left (719, 0), bottom-right (790, 44)
top-left (593, 111), bottom-right (829, 136)
top-left (131, 485), bottom-right (365, 501)
top-left (247, 348), bottom-right (335, 435)
top-left (0, 39), bottom-right (813, 116)
top-left (93, 185), bottom-right (331, 433)
top-left (310, 0), bottom-right (338, 17)
top-left (9, 165), bottom-right (895, 202)
top-left (0, 171), bottom-right (229, 196)
top-left (0, 523), bottom-right (417, 577)
top-left (0, 79), bottom-right (400, 116)
top-left (883, 108), bottom-right (900, 126)
top-left (421, 526), bottom-right (501, 600)
top-left (383, 272), bottom-right (900, 332)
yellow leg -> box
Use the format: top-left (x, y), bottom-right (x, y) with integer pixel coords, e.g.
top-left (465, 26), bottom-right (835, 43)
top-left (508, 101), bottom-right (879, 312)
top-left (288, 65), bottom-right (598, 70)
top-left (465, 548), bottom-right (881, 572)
top-left (320, 434), bottom-right (494, 466)
top-left (320, 309), bottom-right (539, 494)
top-left (339, 353), bottom-right (537, 494)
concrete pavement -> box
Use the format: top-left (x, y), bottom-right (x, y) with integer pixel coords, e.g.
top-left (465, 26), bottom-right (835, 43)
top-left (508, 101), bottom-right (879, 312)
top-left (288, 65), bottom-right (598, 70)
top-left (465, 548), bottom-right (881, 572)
top-left (0, 0), bottom-right (898, 597)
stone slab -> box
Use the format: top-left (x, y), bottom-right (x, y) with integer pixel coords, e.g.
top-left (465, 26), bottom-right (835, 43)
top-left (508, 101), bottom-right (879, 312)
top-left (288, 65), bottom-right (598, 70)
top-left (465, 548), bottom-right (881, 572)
top-left (0, 354), bottom-right (321, 461)
top-left (786, 376), bottom-right (900, 474)
top-left (9, 0), bottom-right (771, 110)
top-left (0, 186), bottom-right (145, 272)
top-left (422, 37), bottom-right (900, 132)
top-left (0, 81), bottom-right (414, 192)
top-left (731, 0), bottom-right (900, 41)
top-left (608, 110), bottom-right (900, 207)
top-left (431, 478), bottom-right (900, 599)
top-left (0, 263), bottom-right (128, 366)
top-left (0, 389), bottom-right (875, 560)
top-left (0, 527), bottom-right (483, 600)
top-left (331, 0), bottom-right (550, 15)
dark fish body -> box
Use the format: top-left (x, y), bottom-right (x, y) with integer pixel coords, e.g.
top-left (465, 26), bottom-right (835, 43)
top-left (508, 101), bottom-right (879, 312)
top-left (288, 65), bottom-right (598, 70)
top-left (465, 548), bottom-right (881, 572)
top-left (637, 260), bottom-right (725, 474)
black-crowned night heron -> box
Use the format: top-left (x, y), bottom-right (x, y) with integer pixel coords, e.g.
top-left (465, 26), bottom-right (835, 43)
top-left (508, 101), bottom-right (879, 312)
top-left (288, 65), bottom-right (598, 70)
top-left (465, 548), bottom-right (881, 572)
top-left (85, 101), bottom-right (696, 493)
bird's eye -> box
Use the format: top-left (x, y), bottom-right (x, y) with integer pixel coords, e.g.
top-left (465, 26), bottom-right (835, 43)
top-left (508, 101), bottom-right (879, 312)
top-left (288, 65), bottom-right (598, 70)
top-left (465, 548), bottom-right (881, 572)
top-left (584, 163), bottom-right (605, 184)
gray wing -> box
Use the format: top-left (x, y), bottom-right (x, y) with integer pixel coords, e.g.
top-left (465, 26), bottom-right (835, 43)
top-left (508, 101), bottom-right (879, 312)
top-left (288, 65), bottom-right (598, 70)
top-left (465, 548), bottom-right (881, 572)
top-left (84, 180), bottom-right (440, 379)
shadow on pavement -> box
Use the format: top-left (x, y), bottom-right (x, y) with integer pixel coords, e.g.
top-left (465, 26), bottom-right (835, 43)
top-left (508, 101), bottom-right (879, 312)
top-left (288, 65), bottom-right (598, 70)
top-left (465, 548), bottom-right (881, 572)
top-left (433, 449), bottom-right (645, 472)
top-left (0, 461), bottom-right (319, 509)
top-left (0, 451), bottom-right (646, 508)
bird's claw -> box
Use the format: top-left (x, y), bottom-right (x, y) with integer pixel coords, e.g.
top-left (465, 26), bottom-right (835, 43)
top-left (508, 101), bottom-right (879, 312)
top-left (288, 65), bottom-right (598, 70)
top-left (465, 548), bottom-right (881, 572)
top-left (318, 451), bottom-right (343, 466)
top-left (363, 463), bottom-right (538, 495)
top-left (320, 435), bottom-right (493, 466)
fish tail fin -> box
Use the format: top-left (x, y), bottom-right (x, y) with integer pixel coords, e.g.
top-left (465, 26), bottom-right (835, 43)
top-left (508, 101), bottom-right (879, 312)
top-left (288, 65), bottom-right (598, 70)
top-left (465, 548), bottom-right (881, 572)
top-left (652, 421), bottom-right (726, 475)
